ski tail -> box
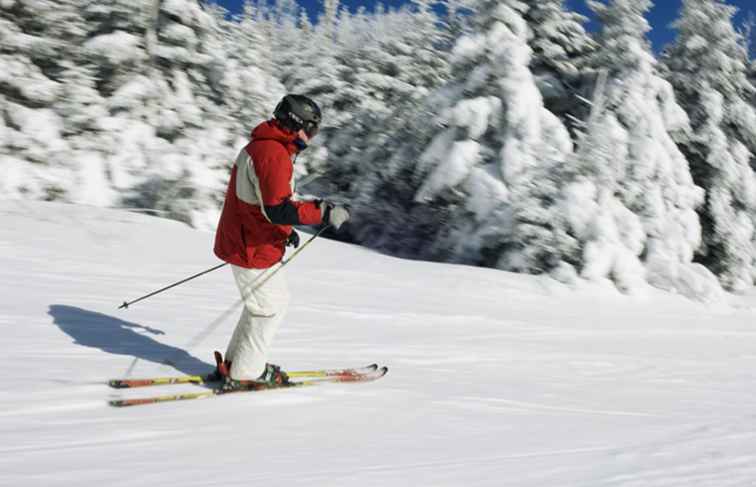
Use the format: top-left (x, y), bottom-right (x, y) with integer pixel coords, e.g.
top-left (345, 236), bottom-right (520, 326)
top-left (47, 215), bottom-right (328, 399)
top-left (109, 375), bottom-right (210, 389)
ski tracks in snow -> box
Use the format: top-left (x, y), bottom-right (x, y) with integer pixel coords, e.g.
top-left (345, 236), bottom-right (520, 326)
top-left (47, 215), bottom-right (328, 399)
top-left (443, 396), bottom-right (661, 418)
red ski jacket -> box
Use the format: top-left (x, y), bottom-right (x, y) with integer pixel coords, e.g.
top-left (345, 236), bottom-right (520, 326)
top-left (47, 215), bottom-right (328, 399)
top-left (214, 120), bottom-right (323, 269)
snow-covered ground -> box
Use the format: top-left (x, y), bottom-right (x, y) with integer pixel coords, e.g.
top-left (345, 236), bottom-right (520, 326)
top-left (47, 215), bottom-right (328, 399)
top-left (2, 199), bottom-right (756, 487)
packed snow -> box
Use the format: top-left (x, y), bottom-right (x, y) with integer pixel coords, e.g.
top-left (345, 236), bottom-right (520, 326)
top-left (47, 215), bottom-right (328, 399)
top-left (2, 199), bottom-right (756, 486)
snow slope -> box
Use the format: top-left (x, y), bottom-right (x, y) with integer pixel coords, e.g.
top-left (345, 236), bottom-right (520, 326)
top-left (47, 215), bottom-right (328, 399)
top-left (1, 199), bottom-right (756, 487)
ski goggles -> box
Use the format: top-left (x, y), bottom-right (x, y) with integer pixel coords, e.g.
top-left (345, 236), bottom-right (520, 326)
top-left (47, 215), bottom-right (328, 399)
top-left (303, 120), bottom-right (320, 138)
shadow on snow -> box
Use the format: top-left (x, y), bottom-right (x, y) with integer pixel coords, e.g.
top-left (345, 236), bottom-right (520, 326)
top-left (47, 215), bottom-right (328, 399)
top-left (49, 304), bottom-right (213, 376)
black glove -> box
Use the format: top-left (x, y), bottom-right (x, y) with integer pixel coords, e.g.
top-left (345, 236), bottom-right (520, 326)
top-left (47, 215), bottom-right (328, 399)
top-left (286, 229), bottom-right (300, 248)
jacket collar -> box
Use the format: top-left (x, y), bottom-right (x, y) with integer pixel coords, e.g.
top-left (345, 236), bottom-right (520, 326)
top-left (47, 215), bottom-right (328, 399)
top-left (250, 120), bottom-right (300, 156)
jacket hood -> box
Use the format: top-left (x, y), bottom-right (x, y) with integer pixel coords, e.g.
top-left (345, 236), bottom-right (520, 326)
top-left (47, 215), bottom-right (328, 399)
top-left (250, 120), bottom-right (300, 156)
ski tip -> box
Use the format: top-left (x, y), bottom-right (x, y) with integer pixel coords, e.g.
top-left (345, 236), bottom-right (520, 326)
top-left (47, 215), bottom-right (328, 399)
top-left (348, 365), bottom-right (388, 382)
top-left (370, 366), bottom-right (388, 379)
top-left (108, 380), bottom-right (125, 389)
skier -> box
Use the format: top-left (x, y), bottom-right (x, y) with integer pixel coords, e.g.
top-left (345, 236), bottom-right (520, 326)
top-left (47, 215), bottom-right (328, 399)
top-left (212, 94), bottom-right (349, 388)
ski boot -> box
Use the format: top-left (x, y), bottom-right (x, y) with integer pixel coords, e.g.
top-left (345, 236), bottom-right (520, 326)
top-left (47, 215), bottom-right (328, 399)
top-left (221, 363), bottom-right (291, 392)
top-left (207, 351), bottom-right (231, 382)
top-left (256, 363), bottom-right (290, 385)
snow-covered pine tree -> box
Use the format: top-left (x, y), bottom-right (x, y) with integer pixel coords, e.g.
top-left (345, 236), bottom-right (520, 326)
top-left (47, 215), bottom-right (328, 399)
top-left (150, 0), bottom-right (229, 135)
top-left (389, 0), bottom-right (450, 96)
top-left (442, 0), bottom-right (476, 43)
top-left (339, 87), bottom-right (447, 255)
top-left (269, 0), bottom-right (304, 84)
top-left (273, 0), bottom-right (347, 177)
top-left (79, 0), bottom-right (169, 206)
top-left (217, 1), bottom-right (284, 138)
top-left (1, 0), bottom-right (65, 177)
top-left (350, 1), bottom-right (576, 272)
top-left (319, 1), bottom-right (451, 202)
top-left (566, 0), bottom-right (711, 296)
top-left (50, 0), bottom-right (245, 228)
top-left (521, 0), bottom-right (596, 135)
top-left (123, 0), bottom-right (246, 228)
top-left (750, 60), bottom-right (756, 114)
top-left (0, 0), bottom-right (115, 204)
top-left (81, 0), bottom-right (155, 95)
top-left (320, 8), bottom-right (444, 249)
top-left (663, 0), bottom-right (756, 292)
top-left (280, 0), bottom-right (344, 110)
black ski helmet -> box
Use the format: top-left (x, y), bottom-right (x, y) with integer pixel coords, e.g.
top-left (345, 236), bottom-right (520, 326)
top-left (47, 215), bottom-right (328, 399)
top-left (273, 94), bottom-right (322, 137)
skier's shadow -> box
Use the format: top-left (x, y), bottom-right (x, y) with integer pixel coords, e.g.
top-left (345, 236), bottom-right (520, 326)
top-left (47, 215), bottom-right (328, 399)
top-left (49, 305), bottom-right (212, 376)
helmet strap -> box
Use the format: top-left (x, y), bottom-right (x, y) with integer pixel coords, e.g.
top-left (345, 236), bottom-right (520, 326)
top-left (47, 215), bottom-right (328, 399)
top-left (294, 138), bottom-right (308, 152)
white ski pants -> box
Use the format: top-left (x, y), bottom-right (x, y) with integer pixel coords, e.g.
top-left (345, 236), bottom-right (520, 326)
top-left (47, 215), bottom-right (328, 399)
top-left (225, 263), bottom-right (290, 380)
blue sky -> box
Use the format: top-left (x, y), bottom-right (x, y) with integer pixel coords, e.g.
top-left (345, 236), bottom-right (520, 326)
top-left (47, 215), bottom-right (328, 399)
top-left (213, 0), bottom-right (754, 53)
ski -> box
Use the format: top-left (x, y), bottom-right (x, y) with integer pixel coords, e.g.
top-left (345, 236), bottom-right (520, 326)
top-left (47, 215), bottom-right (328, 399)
top-left (109, 366), bottom-right (387, 408)
top-left (108, 364), bottom-right (379, 389)
top-left (108, 374), bottom-right (213, 389)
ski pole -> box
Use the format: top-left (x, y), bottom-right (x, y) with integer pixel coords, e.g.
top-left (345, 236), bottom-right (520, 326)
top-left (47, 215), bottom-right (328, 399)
top-left (246, 225), bottom-right (330, 293)
top-left (119, 262), bottom-right (228, 309)
top-left (132, 224), bottom-right (332, 378)
top-left (117, 226), bottom-right (329, 310)
top-left (178, 226), bottom-right (330, 356)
